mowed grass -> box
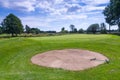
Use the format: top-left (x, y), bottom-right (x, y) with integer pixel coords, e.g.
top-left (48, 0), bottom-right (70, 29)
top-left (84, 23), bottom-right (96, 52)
top-left (0, 34), bottom-right (120, 80)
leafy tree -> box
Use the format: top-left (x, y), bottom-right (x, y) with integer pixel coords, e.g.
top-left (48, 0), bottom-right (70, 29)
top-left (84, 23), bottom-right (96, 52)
top-left (100, 23), bottom-right (107, 34)
top-left (87, 23), bottom-right (99, 34)
top-left (61, 27), bottom-right (65, 31)
top-left (103, 0), bottom-right (120, 32)
top-left (1, 13), bottom-right (23, 36)
top-left (25, 25), bottom-right (31, 34)
top-left (64, 30), bottom-right (68, 33)
top-left (69, 24), bottom-right (75, 33)
top-left (113, 0), bottom-right (120, 31)
top-left (103, 0), bottom-right (115, 33)
top-left (61, 27), bottom-right (65, 33)
top-left (0, 25), bottom-right (5, 33)
top-left (31, 28), bottom-right (40, 34)
top-left (78, 28), bottom-right (84, 33)
top-left (61, 27), bottom-right (68, 33)
top-left (73, 28), bottom-right (77, 33)
top-left (0, 26), bottom-right (2, 34)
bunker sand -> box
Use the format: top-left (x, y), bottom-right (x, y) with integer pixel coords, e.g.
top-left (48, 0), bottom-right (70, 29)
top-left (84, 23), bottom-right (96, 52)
top-left (31, 49), bottom-right (109, 71)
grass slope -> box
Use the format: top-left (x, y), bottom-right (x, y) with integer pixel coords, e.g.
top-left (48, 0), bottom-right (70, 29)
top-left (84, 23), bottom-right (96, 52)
top-left (0, 34), bottom-right (120, 80)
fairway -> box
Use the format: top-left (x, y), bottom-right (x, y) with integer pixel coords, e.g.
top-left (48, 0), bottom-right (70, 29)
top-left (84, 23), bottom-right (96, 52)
top-left (0, 34), bottom-right (120, 80)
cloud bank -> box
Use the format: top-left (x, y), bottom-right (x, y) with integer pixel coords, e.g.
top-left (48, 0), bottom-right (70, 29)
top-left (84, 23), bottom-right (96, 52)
top-left (0, 0), bottom-right (109, 31)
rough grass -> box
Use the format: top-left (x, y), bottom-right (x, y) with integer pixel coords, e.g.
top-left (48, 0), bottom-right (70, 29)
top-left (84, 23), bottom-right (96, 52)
top-left (0, 34), bottom-right (120, 80)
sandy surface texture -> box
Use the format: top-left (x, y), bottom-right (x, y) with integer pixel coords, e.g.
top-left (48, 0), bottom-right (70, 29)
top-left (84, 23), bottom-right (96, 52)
top-left (31, 49), bottom-right (109, 71)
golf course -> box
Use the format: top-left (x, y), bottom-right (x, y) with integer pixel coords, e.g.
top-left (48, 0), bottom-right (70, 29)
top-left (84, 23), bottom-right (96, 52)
top-left (0, 34), bottom-right (120, 80)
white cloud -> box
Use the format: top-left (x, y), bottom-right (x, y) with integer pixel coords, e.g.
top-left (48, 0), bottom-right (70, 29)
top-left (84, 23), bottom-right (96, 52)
top-left (14, 0), bottom-right (36, 12)
top-left (60, 14), bottom-right (87, 20)
top-left (84, 6), bottom-right (105, 12)
top-left (0, 0), bottom-right (109, 13)
top-left (81, 0), bottom-right (109, 5)
top-left (36, 1), bottom-right (51, 9)
top-left (0, 0), bottom-right (112, 31)
top-left (54, 0), bottom-right (64, 4)
top-left (92, 0), bottom-right (109, 5)
top-left (50, 8), bottom-right (68, 15)
top-left (0, 0), bottom-right (9, 8)
top-left (0, 0), bottom-right (36, 12)
top-left (21, 16), bottom-right (49, 28)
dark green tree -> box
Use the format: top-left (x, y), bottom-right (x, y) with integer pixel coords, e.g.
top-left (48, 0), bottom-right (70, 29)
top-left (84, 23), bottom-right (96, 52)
top-left (78, 28), bottom-right (84, 33)
top-left (103, 0), bottom-right (115, 33)
top-left (25, 25), bottom-right (31, 34)
top-left (69, 24), bottom-right (75, 33)
top-left (60, 27), bottom-right (68, 33)
top-left (61, 27), bottom-right (65, 33)
top-left (1, 13), bottom-right (23, 36)
top-left (31, 28), bottom-right (40, 34)
top-left (87, 23), bottom-right (99, 34)
top-left (100, 23), bottom-right (107, 34)
top-left (0, 26), bottom-right (2, 34)
top-left (61, 27), bottom-right (65, 31)
top-left (73, 28), bottom-right (77, 33)
top-left (113, 0), bottom-right (120, 31)
top-left (103, 0), bottom-right (120, 32)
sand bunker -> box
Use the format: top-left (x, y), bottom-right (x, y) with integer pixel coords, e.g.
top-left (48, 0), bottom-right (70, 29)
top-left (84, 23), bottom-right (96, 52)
top-left (31, 49), bottom-right (109, 71)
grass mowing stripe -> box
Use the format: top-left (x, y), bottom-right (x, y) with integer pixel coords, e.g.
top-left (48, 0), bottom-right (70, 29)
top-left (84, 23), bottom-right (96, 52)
top-left (0, 34), bottom-right (120, 80)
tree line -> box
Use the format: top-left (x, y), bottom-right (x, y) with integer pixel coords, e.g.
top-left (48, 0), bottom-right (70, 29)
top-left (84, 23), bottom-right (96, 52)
top-left (0, 13), bottom-right (118, 37)
top-left (0, 13), bottom-right (56, 37)
top-left (0, 0), bottom-right (120, 37)
top-left (60, 23), bottom-right (108, 34)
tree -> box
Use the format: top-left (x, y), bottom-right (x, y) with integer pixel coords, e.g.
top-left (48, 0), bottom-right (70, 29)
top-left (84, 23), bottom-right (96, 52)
top-left (78, 28), bottom-right (84, 33)
top-left (73, 28), bottom-right (77, 33)
top-left (87, 23), bottom-right (99, 34)
top-left (103, 0), bottom-right (120, 32)
top-left (61, 27), bottom-right (68, 33)
top-left (0, 26), bottom-right (2, 34)
top-left (69, 24), bottom-right (75, 33)
top-left (61, 27), bottom-right (65, 33)
top-left (113, 0), bottom-right (120, 31)
top-left (25, 25), bottom-right (31, 34)
top-left (31, 28), bottom-right (40, 34)
top-left (61, 27), bottom-right (65, 31)
top-left (1, 13), bottom-right (23, 36)
top-left (100, 23), bottom-right (107, 34)
top-left (103, 0), bottom-right (116, 33)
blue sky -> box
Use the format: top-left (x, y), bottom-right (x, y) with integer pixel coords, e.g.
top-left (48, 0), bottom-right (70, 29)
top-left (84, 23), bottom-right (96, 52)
top-left (0, 0), bottom-right (116, 31)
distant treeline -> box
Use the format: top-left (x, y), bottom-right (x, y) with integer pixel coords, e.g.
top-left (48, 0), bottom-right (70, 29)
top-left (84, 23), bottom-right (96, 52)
top-left (0, 13), bottom-right (120, 37)
top-left (60, 23), bottom-right (118, 34)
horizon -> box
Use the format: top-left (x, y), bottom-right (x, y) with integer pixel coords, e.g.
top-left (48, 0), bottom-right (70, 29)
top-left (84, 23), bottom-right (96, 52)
top-left (0, 0), bottom-right (118, 31)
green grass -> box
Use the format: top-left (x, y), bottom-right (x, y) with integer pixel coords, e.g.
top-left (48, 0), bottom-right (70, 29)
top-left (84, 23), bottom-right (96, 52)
top-left (0, 34), bottom-right (120, 80)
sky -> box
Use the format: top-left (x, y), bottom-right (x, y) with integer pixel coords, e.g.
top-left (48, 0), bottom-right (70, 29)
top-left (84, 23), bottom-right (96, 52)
top-left (0, 0), bottom-right (117, 31)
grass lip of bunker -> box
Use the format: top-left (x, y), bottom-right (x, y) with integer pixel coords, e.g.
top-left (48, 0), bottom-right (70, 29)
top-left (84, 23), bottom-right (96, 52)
top-left (31, 49), bottom-right (109, 71)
